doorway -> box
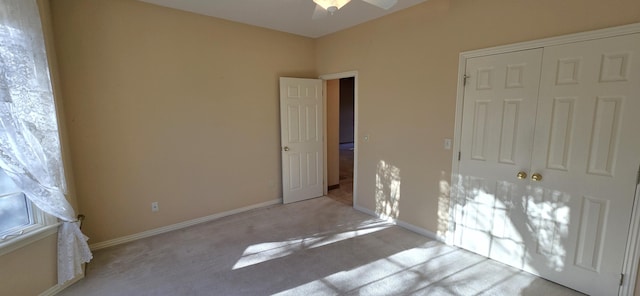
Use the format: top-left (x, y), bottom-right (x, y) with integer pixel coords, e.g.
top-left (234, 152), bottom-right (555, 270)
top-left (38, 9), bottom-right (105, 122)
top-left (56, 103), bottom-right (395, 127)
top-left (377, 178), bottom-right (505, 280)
top-left (324, 75), bottom-right (355, 206)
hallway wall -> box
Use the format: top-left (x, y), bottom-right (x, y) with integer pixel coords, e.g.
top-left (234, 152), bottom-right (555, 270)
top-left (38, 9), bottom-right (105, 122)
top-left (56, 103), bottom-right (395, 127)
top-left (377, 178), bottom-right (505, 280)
top-left (339, 77), bottom-right (355, 143)
top-left (327, 79), bottom-right (340, 188)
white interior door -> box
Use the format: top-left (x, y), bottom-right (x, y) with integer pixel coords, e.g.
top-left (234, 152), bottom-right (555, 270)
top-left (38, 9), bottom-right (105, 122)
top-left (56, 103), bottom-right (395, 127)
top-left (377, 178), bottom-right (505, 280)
top-left (454, 33), bottom-right (640, 295)
top-left (279, 77), bottom-right (324, 204)
top-left (526, 33), bottom-right (640, 295)
top-left (454, 48), bottom-right (543, 265)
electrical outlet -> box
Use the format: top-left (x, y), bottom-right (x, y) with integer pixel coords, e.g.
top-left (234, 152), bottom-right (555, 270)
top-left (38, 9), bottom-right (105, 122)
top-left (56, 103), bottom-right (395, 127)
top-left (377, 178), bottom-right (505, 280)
top-left (151, 202), bottom-right (159, 212)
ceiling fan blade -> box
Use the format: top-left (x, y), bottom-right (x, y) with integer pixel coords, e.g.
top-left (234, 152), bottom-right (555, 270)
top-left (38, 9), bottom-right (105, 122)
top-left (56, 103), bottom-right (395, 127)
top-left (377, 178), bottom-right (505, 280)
top-left (312, 4), bottom-right (328, 20)
top-left (362, 0), bottom-right (397, 10)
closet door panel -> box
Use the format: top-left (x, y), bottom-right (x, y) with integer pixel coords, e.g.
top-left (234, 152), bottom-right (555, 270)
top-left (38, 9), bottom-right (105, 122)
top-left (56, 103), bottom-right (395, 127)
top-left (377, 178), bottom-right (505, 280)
top-left (454, 49), bottom-right (543, 265)
top-left (530, 33), bottom-right (640, 296)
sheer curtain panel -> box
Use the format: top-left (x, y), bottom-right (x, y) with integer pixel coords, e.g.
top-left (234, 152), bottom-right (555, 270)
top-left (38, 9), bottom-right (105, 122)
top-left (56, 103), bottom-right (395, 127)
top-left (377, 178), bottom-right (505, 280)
top-left (0, 0), bottom-right (92, 284)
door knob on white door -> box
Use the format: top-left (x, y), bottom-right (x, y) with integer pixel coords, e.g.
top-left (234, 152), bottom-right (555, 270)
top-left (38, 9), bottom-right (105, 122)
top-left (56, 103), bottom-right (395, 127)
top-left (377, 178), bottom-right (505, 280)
top-left (516, 171), bottom-right (528, 179)
top-left (531, 173), bottom-right (542, 181)
top-left (283, 146), bottom-right (290, 151)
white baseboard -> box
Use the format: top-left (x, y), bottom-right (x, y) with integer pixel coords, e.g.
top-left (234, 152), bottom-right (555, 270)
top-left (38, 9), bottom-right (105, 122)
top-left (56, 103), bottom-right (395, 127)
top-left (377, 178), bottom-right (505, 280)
top-left (354, 204), bottom-right (442, 242)
top-left (90, 199), bottom-right (282, 251)
top-left (395, 220), bottom-right (441, 242)
top-left (353, 204), bottom-right (380, 219)
top-left (39, 271), bottom-right (84, 296)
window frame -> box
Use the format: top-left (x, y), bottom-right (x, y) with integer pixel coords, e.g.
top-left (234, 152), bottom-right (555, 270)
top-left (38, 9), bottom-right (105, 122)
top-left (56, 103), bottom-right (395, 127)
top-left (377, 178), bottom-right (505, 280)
top-left (0, 167), bottom-right (59, 255)
top-left (0, 198), bottom-right (58, 256)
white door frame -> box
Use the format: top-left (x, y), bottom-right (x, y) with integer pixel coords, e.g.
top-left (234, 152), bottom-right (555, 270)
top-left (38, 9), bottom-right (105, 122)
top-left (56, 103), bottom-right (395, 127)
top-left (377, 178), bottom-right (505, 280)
top-left (451, 22), bottom-right (640, 296)
top-left (319, 71), bottom-right (359, 206)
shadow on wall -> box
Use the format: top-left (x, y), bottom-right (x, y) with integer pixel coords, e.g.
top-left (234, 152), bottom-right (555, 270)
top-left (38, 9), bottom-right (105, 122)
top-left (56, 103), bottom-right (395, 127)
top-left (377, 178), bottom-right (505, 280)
top-left (375, 160), bottom-right (401, 220)
top-left (438, 171), bottom-right (452, 241)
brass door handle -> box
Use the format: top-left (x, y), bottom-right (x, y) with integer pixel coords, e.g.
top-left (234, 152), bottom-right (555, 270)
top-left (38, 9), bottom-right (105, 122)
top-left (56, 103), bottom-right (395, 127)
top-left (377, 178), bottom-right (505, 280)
top-left (283, 146), bottom-right (290, 151)
top-left (531, 173), bottom-right (543, 181)
top-left (516, 171), bottom-right (527, 179)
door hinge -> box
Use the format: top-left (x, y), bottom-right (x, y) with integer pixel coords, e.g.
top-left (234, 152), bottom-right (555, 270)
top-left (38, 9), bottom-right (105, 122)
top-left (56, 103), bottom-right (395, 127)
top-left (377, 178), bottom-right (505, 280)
top-left (463, 74), bottom-right (470, 86)
top-left (620, 273), bottom-right (624, 286)
top-left (458, 151), bottom-right (461, 161)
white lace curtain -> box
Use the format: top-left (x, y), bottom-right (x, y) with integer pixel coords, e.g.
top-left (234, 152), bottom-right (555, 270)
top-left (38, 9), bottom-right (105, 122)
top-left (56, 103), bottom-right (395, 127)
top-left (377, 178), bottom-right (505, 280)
top-left (0, 0), bottom-right (92, 284)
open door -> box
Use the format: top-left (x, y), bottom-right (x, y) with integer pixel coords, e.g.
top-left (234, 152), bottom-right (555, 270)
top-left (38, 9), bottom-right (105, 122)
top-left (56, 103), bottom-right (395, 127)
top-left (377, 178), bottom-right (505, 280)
top-left (279, 77), bottom-right (324, 204)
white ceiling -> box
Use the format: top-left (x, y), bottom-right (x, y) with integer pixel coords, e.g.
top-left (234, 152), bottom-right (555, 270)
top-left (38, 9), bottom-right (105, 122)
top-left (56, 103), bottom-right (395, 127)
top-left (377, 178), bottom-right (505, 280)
top-left (138, 0), bottom-right (427, 38)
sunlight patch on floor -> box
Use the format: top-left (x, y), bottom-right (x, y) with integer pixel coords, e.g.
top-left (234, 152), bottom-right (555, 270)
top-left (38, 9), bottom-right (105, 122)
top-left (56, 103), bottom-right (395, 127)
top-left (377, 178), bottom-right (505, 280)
top-left (232, 222), bottom-right (390, 270)
top-left (272, 241), bottom-right (457, 295)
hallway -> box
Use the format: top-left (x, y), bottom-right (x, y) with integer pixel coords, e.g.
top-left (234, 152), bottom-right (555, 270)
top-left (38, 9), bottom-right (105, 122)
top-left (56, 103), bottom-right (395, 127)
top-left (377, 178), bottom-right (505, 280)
top-left (328, 142), bottom-right (353, 206)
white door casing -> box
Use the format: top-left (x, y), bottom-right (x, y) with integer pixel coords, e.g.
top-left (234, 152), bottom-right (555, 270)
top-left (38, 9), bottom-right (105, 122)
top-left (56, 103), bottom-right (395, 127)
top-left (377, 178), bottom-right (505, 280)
top-left (319, 71), bottom-right (359, 205)
top-left (280, 77), bottom-right (324, 204)
top-left (453, 32), bottom-right (640, 296)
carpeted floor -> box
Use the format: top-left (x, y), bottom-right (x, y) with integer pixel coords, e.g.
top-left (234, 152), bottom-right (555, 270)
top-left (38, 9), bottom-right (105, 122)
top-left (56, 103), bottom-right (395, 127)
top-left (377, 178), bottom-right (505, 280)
top-left (59, 197), bottom-right (584, 296)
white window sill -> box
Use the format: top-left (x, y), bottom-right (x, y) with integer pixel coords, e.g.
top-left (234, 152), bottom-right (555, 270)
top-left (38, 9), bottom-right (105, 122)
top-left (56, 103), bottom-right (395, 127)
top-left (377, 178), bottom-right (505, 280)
top-left (0, 223), bottom-right (60, 257)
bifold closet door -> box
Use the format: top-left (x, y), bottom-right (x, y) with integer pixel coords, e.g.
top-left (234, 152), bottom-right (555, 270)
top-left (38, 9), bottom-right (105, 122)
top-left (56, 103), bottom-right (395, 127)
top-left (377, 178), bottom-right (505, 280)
top-left (455, 32), bottom-right (640, 295)
top-left (453, 48), bottom-right (543, 265)
top-left (526, 33), bottom-right (640, 295)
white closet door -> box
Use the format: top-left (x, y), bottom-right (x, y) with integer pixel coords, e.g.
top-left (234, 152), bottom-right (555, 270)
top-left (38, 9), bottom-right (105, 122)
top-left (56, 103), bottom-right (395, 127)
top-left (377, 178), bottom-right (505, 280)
top-left (527, 33), bottom-right (640, 295)
top-left (454, 49), bottom-right (543, 266)
top-left (455, 32), bottom-right (640, 295)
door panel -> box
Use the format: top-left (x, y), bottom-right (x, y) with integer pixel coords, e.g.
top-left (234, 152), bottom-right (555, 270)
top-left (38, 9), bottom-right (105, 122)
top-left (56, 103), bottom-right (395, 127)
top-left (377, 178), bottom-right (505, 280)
top-left (280, 77), bottom-right (324, 204)
top-left (454, 48), bottom-right (543, 263)
top-left (528, 33), bottom-right (640, 295)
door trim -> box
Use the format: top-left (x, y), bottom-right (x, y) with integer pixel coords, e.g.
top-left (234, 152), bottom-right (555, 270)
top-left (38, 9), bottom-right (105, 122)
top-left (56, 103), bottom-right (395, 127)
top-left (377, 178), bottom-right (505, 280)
top-left (319, 71), bottom-right (358, 207)
top-left (451, 22), bottom-right (640, 296)
top-left (622, 185), bottom-right (640, 296)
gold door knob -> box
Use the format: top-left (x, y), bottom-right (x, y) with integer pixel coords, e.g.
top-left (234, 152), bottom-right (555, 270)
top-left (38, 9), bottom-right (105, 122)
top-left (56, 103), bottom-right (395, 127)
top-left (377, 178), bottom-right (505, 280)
top-left (531, 173), bottom-right (543, 181)
top-left (283, 146), bottom-right (290, 151)
top-left (516, 171), bottom-right (527, 179)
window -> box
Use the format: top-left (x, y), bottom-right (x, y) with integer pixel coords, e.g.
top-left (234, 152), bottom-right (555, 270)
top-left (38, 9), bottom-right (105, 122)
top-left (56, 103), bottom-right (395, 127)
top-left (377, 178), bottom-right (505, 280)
top-left (0, 170), bottom-right (32, 237)
top-left (0, 167), bottom-right (56, 254)
top-left (0, 168), bottom-right (47, 240)
top-left (0, 1), bottom-right (91, 280)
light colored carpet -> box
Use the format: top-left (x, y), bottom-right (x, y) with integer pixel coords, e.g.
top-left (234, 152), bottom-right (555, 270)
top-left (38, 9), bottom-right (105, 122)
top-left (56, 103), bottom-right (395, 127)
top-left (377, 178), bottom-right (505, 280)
top-left (60, 197), bottom-right (584, 296)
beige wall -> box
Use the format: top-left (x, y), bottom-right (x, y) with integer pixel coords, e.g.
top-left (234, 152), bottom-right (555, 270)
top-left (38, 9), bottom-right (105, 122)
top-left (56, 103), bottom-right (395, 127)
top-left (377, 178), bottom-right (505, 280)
top-left (0, 235), bottom-right (58, 295)
top-left (316, 0), bottom-right (640, 231)
top-left (327, 80), bottom-right (340, 187)
top-left (49, 0), bottom-right (316, 244)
